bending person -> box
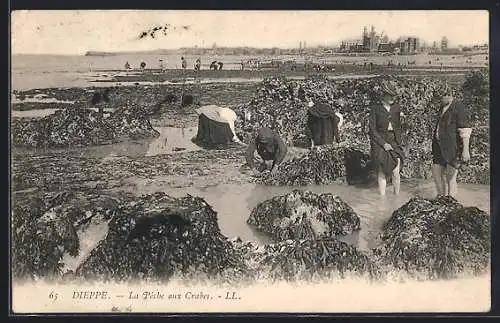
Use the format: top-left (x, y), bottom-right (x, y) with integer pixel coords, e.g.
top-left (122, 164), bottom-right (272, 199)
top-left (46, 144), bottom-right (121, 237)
top-left (193, 105), bottom-right (243, 147)
top-left (245, 127), bottom-right (288, 175)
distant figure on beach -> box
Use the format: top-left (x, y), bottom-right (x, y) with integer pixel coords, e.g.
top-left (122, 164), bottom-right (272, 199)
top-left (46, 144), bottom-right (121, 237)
top-left (140, 61), bottom-right (146, 69)
top-left (194, 58), bottom-right (201, 71)
top-left (159, 59), bottom-right (165, 70)
top-left (218, 61), bottom-right (223, 70)
top-left (210, 61), bottom-right (219, 70)
top-left (124, 61), bottom-right (131, 70)
top-left (181, 94), bottom-right (194, 107)
top-left (181, 57), bottom-right (187, 70)
top-left (91, 88), bottom-right (111, 119)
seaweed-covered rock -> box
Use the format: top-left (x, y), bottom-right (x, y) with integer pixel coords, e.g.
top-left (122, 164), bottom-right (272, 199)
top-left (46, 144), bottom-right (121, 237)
top-left (12, 105), bottom-right (159, 148)
top-left (374, 196), bottom-right (490, 279)
top-left (259, 145), bottom-right (373, 186)
top-left (108, 105), bottom-right (160, 140)
top-left (235, 72), bottom-right (489, 184)
top-left (247, 190), bottom-right (360, 241)
top-left (259, 145), bottom-right (346, 186)
top-left (11, 192), bottom-right (121, 279)
top-left (75, 192), bottom-right (249, 283)
top-left (255, 239), bottom-right (381, 282)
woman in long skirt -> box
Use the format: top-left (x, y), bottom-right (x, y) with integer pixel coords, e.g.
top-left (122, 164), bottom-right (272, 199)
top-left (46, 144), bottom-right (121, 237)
top-left (369, 80), bottom-right (405, 196)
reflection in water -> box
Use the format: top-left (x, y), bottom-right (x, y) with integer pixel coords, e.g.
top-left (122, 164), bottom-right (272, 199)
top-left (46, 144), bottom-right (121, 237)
top-left (144, 127), bottom-right (199, 157)
top-left (14, 127), bottom-right (201, 159)
top-left (11, 107), bottom-right (114, 119)
top-left (13, 122), bottom-right (490, 250)
top-left (165, 180), bottom-right (489, 249)
top-left (62, 221), bottom-right (109, 272)
top-left (11, 96), bottom-right (76, 104)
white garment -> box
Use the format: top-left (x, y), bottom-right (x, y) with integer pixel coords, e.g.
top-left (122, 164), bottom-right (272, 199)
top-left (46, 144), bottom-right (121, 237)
top-left (195, 105), bottom-right (241, 142)
top-left (335, 112), bottom-right (344, 129)
top-left (382, 102), bottom-right (393, 131)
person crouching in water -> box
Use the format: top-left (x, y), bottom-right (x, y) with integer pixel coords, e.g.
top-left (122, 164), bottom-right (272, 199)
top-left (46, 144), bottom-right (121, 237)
top-left (306, 100), bottom-right (344, 149)
top-left (431, 84), bottom-right (472, 198)
top-left (245, 127), bottom-right (288, 176)
top-left (369, 80), bottom-right (405, 196)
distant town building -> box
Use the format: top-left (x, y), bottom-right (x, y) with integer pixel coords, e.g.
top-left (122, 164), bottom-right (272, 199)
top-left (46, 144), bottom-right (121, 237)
top-left (340, 26), bottom-right (420, 54)
top-left (378, 42), bottom-right (397, 53)
top-left (473, 43), bottom-right (488, 51)
top-left (397, 37), bottom-right (420, 54)
top-left (381, 33), bottom-right (389, 44)
top-left (441, 36), bottom-right (448, 51)
top-left (340, 39), bottom-right (361, 52)
top-left (362, 25), bottom-right (381, 52)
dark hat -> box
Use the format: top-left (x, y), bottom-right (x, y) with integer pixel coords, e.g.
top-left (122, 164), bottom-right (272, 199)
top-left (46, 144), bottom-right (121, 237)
top-left (379, 80), bottom-right (399, 97)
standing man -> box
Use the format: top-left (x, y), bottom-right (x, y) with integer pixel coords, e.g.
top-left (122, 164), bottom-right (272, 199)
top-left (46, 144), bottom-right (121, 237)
top-left (431, 84), bottom-right (472, 198)
top-left (369, 80), bottom-right (405, 196)
top-left (194, 58), bottom-right (201, 71)
top-left (245, 127), bottom-right (288, 176)
top-left (181, 57), bottom-right (187, 70)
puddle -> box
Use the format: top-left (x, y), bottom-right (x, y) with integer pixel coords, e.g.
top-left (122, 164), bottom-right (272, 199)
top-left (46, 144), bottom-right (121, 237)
top-left (125, 179), bottom-right (490, 249)
top-left (11, 107), bottom-right (115, 118)
top-left (62, 220), bottom-right (109, 272)
top-left (11, 96), bottom-right (76, 104)
top-left (13, 127), bottom-right (201, 158)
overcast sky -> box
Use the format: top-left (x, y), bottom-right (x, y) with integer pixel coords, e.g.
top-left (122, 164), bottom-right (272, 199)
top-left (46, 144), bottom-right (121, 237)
top-left (11, 10), bottom-right (489, 55)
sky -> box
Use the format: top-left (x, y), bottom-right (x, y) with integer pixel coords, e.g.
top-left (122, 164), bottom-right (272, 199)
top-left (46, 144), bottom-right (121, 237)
top-left (11, 10), bottom-right (489, 55)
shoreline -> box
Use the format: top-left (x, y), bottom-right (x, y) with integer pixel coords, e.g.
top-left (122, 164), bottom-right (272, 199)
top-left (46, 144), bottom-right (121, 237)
top-left (11, 65), bottom-right (486, 92)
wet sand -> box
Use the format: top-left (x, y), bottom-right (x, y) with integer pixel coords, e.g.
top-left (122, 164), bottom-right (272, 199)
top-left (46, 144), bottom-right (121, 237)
top-left (124, 178), bottom-right (489, 249)
top-left (10, 69), bottom-right (491, 313)
top-left (16, 123), bottom-right (488, 254)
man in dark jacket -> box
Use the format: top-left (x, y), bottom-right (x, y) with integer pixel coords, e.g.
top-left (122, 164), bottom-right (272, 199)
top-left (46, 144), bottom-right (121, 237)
top-left (432, 84), bottom-right (472, 198)
top-left (245, 127), bottom-right (288, 175)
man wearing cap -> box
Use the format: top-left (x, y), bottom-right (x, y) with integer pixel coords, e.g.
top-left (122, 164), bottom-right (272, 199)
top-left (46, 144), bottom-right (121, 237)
top-left (306, 100), bottom-right (344, 149)
top-left (245, 127), bottom-right (288, 176)
top-left (369, 80), bottom-right (405, 196)
top-left (431, 84), bottom-right (472, 198)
